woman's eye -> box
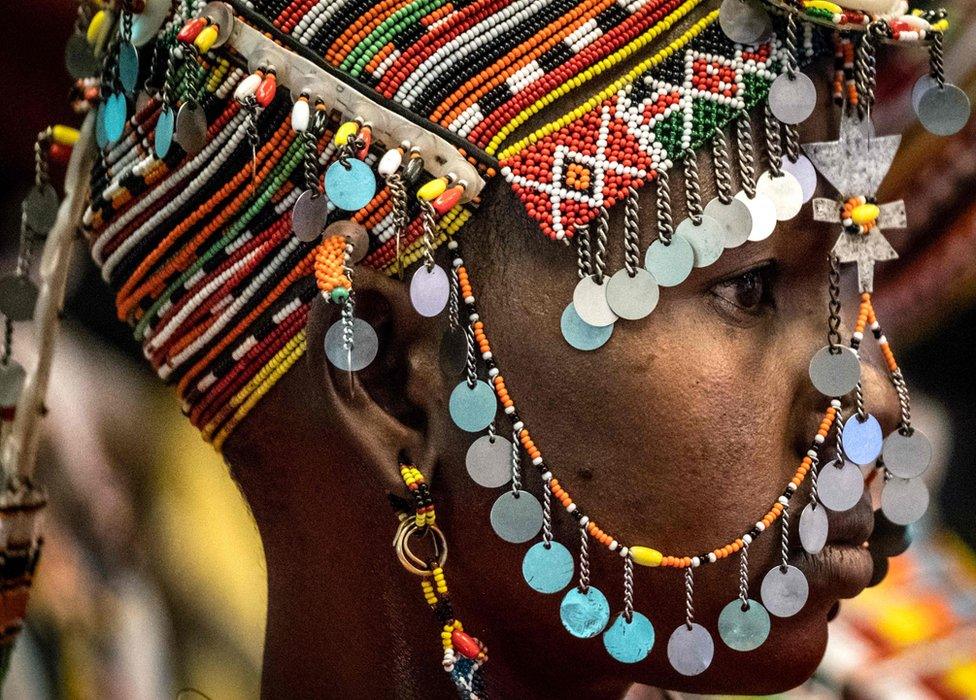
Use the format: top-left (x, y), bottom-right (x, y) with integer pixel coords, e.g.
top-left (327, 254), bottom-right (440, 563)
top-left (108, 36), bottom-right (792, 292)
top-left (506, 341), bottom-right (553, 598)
top-left (711, 264), bottom-right (776, 315)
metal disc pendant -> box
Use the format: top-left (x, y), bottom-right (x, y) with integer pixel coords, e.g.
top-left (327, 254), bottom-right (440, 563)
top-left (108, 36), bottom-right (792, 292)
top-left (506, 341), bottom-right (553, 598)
top-left (324, 317), bottom-right (378, 371)
top-left (605, 268), bottom-right (659, 320)
top-left (560, 586), bottom-right (610, 638)
top-left (768, 73), bottom-right (817, 125)
top-left (912, 74), bottom-right (938, 113)
top-left (22, 183), bottom-right (59, 235)
top-left (881, 477), bottom-right (929, 526)
top-left (603, 612), bottom-right (655, 663)
top-left (439, 326), bottom-right (467, 377)
top-left (817, 460), bottom-right (864, 512)
top-left (174, 100), bottom-right (208, 155)
top-left (95, 103), bottom-right (109, 149)
top-left (735, 191), bottom-right (777, 241)
top-left (704, 197), bottom-right (752, 249)
top-left (756, 171), bottom-right (803, 221)
top-left (449, 379), bottom-right (496, 432)
top-left (324, 220), bottom-right (370, 263)
top-left (917, 84), bottom-right (971, 137)
top-left (780, 154), bottom-right (817, 203)
top-left (842, 413), bottom-right (883, 465)
top-left (119, 42), bottom-right (140, 94)
top-left (65, 33), bottom-right (99, 79)
top-left (522, 541), bottom-right (574, 594)
top-left (573, 275), bottom-right (617, 327)
top-left (667, 623), bottom-right (713, 676)
top-left (718, 0), bottom-right (770, 44)
top-left (882, 429), bottom-right (932, 479)
top-left (677, 216), bottom-right (723, 268)
top-left (410, 265), bottom-right (450, 317)
top-left (465, 434), bottom-right (512, 488)
top-left (490, 490), bottom-right (543, 543)
top-left (0, 275), bottom-right (39, 322)
top-left (0, 360), bottom-right (26, 406)
top-left (644, 234), bottom-right (694, 287)
top-left (561, 303), bottom-right (613, 351)
top-left (155, 105), bottom-right (175, 159)
top-left (131, 0), bottom-right (171, 46)
top-left (760, 565), bottom-right (809, 618)
top-left (808, 345), bottom-right (860, 397)
top-left (292, 190), bottom-right (330, 242)
top-left (325, 159), bottom-right (376, 211)
top-left (718, 599), bottom-right (770, 651)
top-left (103, 92), bottom-right (128, 144)
top-left (799, 502), bottom-right (828, 555)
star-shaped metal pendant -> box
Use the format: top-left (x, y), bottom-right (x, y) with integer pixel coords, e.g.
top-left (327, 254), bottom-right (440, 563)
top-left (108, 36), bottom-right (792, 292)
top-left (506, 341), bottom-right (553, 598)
top-left (804, 113), bottom-right (906, 293)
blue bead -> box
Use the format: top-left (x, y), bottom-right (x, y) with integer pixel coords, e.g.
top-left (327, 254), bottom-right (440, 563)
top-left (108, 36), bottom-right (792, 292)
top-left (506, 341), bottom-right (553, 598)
top-left (560, 302), bottom-right (613, 351)
top-left (325, 158), bottom-right (377, 211)
top-left (103, 92), bottom-right (128, 144)
top-left (842, 413), bottom-right (883, 465)
top-left (603, 612), bottom-right (655, 663)
top-left (718, 599), bottom-right (770, 651)
top-left (522, 541), bottom-right (574, 594)
top-left (155, 106), bottom-right (175, 159)
top-left (560, 586), bottom-right (610, 639)
top-left (449, 380), bottom-right (496, 432)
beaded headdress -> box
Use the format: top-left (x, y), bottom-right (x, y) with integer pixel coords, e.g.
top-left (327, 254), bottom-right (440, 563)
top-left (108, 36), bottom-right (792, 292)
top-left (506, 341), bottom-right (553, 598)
top-left (0, 0), bottom-right (968, 692)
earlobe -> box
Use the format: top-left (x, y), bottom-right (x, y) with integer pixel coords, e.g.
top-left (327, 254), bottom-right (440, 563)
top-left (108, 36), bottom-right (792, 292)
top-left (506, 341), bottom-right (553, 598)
top-left (305, 264), bottom-right (449, 487)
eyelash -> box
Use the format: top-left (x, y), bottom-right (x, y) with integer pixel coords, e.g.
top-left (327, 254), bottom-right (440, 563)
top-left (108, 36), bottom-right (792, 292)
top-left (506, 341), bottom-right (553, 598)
top-left (710, 262), bottom-right (778, 317)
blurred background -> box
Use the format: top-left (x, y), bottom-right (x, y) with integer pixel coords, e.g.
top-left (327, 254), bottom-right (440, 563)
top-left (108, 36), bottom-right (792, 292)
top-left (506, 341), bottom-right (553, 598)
top-left (1, 1), bottom-right (975, 698)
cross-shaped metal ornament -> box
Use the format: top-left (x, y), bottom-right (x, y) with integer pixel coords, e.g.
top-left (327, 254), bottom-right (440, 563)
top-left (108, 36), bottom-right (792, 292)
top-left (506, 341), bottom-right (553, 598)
top-left (803, 113), bottom-right (906, 293)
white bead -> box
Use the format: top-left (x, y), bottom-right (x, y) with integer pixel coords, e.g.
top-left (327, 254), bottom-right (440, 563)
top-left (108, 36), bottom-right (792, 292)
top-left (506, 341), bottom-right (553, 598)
top-left (513, 421), bottom-right (524, 431)
top-left (692, 556), bottom-right (700, 567)
top-left (743, 534), bottom-right (753, 544)
top-left (579, 515), bottom-right (590, 527)
top-left (707, 553), bottom-right (717, 563)
top-left (291, 99), bottom-right (310, 132)
top-left (234, 73), bottom-right (262, 102)
top-left (378, 148), bottom-right (403, 178)
top-left (755, 522), bottom-right (766, 532)
top-left (619, 546), bottom-right (629, 558)
top-left (609, 540), bottom-right (619, 551)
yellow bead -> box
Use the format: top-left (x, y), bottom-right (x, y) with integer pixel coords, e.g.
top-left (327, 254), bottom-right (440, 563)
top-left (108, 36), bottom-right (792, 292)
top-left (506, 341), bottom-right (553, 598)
top-left (803, 0), bottom-right (842, 12)
top-left (851, 203), bottom-right (879, 225)
top-left (52, 125), bottom-right (80, 146)
top-left (334, 121), bottom-right (359, 146)
top-left (194, 24), bottom-right (219, 53)
top-left (418, 178), bottom-right (448, 201)
top-left (630, 546), bottom-right (663, 567)
top-left (87, 10), bottom-right (108, 46)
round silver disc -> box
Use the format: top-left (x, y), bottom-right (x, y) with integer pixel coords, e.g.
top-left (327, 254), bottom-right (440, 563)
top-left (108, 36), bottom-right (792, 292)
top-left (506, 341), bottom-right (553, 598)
top-left (465, 434), bottom-right (512, 488)
top-left (65, 33), bottom-right (99, 78)
top-left (760, 565), bottom-right (809, 618)
top-left (131, 0), bottom-right (171, 46)
top-left (842, 413), bottom-right (883, 465)
top-left (667, 623), bottom-right (714, 676)
top-left (324, 220), bottom-right (369, 263)
top-left (881, 477), bottom-right (929, 526)
top-left (735, 191), bottom-right (777, 241)
top-left (0, 274), bottom-right (39, 322)
top-left (704, 197), bottom-right (752, 249)
top-left (756, 171), bottom-right (803, 221)
top-left (912, 74), bottom-right (938, 113)
top-left (490, 490), bottom-right (543, 543)
top-left (676, 216), bottom-right (723, 268)
top-left (768, 72), bottom-right (817, 125)
top-left (573, 275), bottom-right (617, 327)
top-left (817, 460), bottom-right (864, 513)
top-left (605, 268), bottom-right (659, 320)
top-left (174, 100), bottom-right (208, 155)
top-left (718, 0), bottom-right (771, 44)
top-left (644, 234), bottom-right (695, 287)
top-left (780, 154), bottom-right (817, 203)
top-left (882, 429), bottom-right (932, 479)
top-left (917, 84), bottom-right (971, 137)
top-left (808, 345), bottom-right (860, 397)
top-left (202, 1), bottom-right (236, 48)
top-left (0, 360), bottom-right (26, 406)
top-left (561, 302), bottom-right (614, 351)
top-left (799, 502), bottom-right (828, 555)
top-left (292, 190), bottom-right (330, 242)
top-left (324, 317), bottom-right (378, 371)
top-left (410, 265), bottom-right (450, 317)
top-left (22, 183), bottom-right (60, 235)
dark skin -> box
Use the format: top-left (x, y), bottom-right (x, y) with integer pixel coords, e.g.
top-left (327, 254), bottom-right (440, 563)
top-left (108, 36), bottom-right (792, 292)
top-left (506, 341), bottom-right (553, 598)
top-left (224, 95), bottom-right (908, 698)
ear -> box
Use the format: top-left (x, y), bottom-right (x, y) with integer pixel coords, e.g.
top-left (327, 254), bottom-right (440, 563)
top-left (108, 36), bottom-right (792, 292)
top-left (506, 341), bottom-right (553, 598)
top-left (305, 264), bottom-right (455, 490)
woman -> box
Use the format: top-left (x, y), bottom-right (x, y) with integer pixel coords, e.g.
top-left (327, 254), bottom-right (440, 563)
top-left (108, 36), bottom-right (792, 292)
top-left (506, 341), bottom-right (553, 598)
top-left (4, 0), bottom-right (960, 695)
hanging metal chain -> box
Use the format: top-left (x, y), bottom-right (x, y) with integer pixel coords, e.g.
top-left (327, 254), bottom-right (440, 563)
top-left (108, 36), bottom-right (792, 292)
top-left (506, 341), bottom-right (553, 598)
top-left (388, 172), bottom-right (409, 279)
top-left (763, 103), bottom-right (784, 177)
top-left (1, 317), bottom-right (12, 367)
top-left (892, 369), bottom-right (913, 434)
top-left (623, 552), bottom-right (635, 623)
top-left (541, 478), bottom-right (554, 548)
top-left (779, 503), bottom-right (791, 573)
top-left (448, 263), bottom-right (460, 331)
top-left (655, 168), bottom-right (675, 243)
top-left (854, 22), bottom-right (889, 120)
top-left (623, 189), bottom-right (641, 276)
top-left (738, 540), bottom-right (751, 609)
top-left (809, 452), bottom-right (821, 504)
top-left (712, 127), bottom-right (734, 205)
top-left (575, 221), bottom-right (592, 279)
top-left (827, 254), bottom-right (842, 353)
top-left (683, 148), bottom-right (704, 224)
top-left (578, 524), bottom-right (591, 593)
top-left (834, 406), bottom-right (845, 465)
top-left (784, 14), bottom-right (799, 80)
top-left (929, 26), bottom-right (946, 89)
top-left (592, 207), bottom-right (609, 284)
top-left (510, 425), bottom-right (523, 496)
top-left (736, 113), bottom-right (757, 199)
top-left (783, 122), bottom-right (801, 164)
top-left (464, 321), bottom-right (478, 389)
top-left (683, 568), bottom-right (695, 630)
top-left (420, 199), bottom-right (437, 272)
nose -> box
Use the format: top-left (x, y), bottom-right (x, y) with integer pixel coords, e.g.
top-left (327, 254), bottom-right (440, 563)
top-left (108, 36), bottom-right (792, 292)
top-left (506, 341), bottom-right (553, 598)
top-left (855, 340), bottom-right (904, 439)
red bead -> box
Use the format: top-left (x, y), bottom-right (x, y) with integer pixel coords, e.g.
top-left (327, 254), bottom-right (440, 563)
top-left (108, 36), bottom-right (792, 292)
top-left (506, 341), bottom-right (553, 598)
top-left (356, 126), bottom-right (372, 159)
top-left (177, 17), bottom-right (207, 43)
top-left (432, 186), bottom-right (462, 214)
top-left (49, 142), bottom-right (72, 165)
top-left (255, 73), bottom-right (277, 107)
top-left (452, 629), bottom-right (480, 659)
